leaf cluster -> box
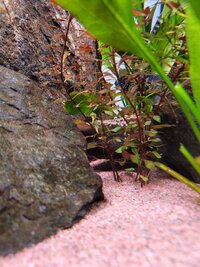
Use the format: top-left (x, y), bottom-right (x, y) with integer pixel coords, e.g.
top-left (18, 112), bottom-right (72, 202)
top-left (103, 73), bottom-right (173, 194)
top-left (54, 0), bottom-right (200, 192)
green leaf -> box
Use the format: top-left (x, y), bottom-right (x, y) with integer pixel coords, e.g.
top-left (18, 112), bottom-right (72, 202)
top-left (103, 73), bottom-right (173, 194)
top-left (114, 137), bottom-right (123, 143)
top-left (65, 99), bottom-right (81, 115)
top-left (174, 83), bottom-right (200, 142)
top-left (140, 175), bottom-right (148, 183)
top-left (186, 4), bottom-right (200, 108)
top-left (153, 115), bottom-right (161, 123)
top-left (115, 146), bottom-right (127, 153)
top-left (98, 42), bottom-right (114, 70)
top-left (55, 0), bottom-right (175, 95)
top-left (56, 0), bottom-right (144, 57)
top-left (190, 1), bottom-right (200, 21)
top-left (87, 142), bottom-right (99, 149)
top-left (144, 120), bottom-right (151, 126)
top-left (155, 162), bottom-right (200, 195)
top-left (180, 144), bottom-right (200, 175)
top-left (148, 7), bottom-right (185, 74)
top-left (65, 91), bottom-right (98, 116)
top-left (151, 150), bottom-right (162, 159)
top-left (145, 129), bottom-right (157, 137)
top-left (57, 1), bottom-right (200, 179)
top-left (144, 160), bottom-right (155, 170)
top-left (130, 149), bottom-right (140, 164)
top-left (149, 138), bottom-right (161, 144)
top-left (111, 126), bottom-right (123, 133)
top-left (125, 167), bottom-right (135, 172)
top-left (104, 110), bottom-right (115, 117)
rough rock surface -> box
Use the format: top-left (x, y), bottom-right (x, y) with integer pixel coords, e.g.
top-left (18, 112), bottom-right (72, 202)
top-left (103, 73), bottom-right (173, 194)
top-left (0, 65), bottom-right (103, 256)
top-left (159, 113), bottom-right (200, 183)
top-left (0, 0), bottom-right (103, 256)
top-left (0, 0), bottom-right (98, 89)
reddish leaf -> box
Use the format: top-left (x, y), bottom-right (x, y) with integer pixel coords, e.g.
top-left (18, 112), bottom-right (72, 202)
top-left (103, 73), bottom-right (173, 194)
top-left (80, 44), bottom-right (93, 54)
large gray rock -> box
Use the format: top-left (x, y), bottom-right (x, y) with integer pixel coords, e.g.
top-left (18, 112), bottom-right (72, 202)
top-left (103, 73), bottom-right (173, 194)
top-left (0, 66), bottom-right (103, 256)
top-left (0, 0), bottom-right (103, 256)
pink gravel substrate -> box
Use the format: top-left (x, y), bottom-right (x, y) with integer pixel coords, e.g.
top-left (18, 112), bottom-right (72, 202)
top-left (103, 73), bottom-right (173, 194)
top-left (0, 171), bottom-right (200, 267)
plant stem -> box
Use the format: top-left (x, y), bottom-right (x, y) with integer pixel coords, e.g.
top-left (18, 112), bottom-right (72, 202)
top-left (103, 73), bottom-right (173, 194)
top-left (155, 162), bottom-right (200, 194)
top-left (60, 14), bottom-right (97, 134)
top-left (111, 50), bottom-right (148, 180)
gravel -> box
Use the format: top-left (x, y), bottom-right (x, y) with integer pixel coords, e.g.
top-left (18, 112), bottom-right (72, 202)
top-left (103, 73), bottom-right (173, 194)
top-left (0, 170), bottom-right (200, 267)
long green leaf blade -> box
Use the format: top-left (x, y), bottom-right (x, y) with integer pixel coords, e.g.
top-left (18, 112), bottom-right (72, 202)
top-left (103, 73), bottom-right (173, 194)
top-left (56, 0), bottom-right (143, 57)
top-left (55, 0), bottom-right (176, 97)
top-left (55, 0), bottom-right (196, 125)
top-left (174, 84), bottom-right (200, 142)
top-left (155, 162), bottom-right (200, 194)
top-left (190, 1), bottom-right (200, 21)
top-left (180, 144), bottom-right (200, 175)
top-left (175, 83), bottom-right (200, 124)
top-left (186, 3), bottom-right (200, 108)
